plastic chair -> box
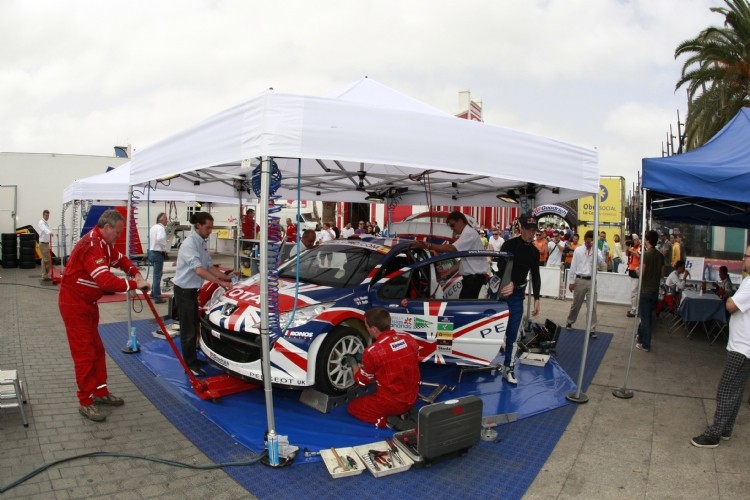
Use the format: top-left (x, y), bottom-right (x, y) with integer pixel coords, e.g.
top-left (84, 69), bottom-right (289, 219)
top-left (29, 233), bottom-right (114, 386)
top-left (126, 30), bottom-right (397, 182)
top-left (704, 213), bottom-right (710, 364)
top-left (0, 369), bottom-right (28, 427)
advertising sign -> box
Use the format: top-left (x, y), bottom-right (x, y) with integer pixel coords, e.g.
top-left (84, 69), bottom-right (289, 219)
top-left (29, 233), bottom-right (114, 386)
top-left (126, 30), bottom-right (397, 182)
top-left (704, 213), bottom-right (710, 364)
top-left (578, 177), bottom-right (624, 224)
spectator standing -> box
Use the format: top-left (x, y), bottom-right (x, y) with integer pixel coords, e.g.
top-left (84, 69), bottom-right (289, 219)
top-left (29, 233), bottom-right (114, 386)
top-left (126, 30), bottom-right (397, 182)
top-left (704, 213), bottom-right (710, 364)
top-left (565, 230), bottom-right (602, 334)
top-left (148, 212), bottom-right (169, 304)
top-left (546, 231), bottom-right (565, 267)
top-left (173, 212), bottom-right (233, 377)
top-left (597, 231), bottom-right (609, 272)
top-left (691, 245), bottom-right (750, 448)
top-left (488, 229), bottom-right (505, 252)
top-left (636, 230), bottom-right (664, 352)
top-left (340, 222), bottom-right (355, 239)
top-left (626, 233), bottom-right (641, 317)
top-left (564, 233), bottom-right (579, 270)
top-left (58, 209), bottom-right (149, 421)
top-left (285, 218), bottom-right (298, 244)
top-left (534, 230), bottom-right (549, 266)
top-left (671, 234), bottom-right (682, 268)
top-left (371, 221), bottom-right (381, 235)
top-left (318, 222), bottom-right (336, 244)
top-left (354, 221), bottom-right (367, 235)
top-left (38, 209), bottom-right (53, 282)
top-left (657, 232), bottom-right (672, 276)
top-left (612, 234), bottom-right (625, 273)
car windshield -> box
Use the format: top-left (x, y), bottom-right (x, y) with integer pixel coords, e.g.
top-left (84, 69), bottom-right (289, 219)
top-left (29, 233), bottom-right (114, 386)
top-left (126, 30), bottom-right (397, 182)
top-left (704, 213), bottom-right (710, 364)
top-left (279, 244), bottom-right (380, 288)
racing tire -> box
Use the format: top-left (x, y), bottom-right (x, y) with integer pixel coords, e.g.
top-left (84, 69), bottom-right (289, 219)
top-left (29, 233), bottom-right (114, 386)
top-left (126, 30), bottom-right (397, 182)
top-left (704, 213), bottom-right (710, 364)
top-left (314, 327), bottom-right (367, 395)
top-left (1, 233), bottom-right (17, 243)
top-left (19, 247), bottom-right (36, 258)
top-left (2, 258), bottom-right (18, 268)
top-left (19, 261), bottom-right (36, 269)
top-left (18, 233), bottom-right (37, 242)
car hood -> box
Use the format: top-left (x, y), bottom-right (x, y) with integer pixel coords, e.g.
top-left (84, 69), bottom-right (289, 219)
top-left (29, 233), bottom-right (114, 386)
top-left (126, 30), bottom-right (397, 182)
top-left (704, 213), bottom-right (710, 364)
top-left (204, 275), bottom-right (349, 331)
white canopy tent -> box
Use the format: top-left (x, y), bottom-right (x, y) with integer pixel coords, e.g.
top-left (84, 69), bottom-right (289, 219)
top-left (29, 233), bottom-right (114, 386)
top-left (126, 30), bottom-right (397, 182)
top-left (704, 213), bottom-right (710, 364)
top-left (126, 78), bottom-right (600, 464)
top-left (129, 78), bottom-right (599, 205)
top-left (63, 162), bottom-right (247, 205)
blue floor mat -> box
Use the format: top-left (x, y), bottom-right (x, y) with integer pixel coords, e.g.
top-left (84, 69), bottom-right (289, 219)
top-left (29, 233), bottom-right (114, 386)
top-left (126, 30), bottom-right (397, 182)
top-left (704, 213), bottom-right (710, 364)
top-left (101, 320), bottom-right (610, 500)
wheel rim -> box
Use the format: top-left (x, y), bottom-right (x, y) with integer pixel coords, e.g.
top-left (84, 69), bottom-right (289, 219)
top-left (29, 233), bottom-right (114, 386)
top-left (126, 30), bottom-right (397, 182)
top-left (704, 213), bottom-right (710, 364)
top-left (326, 334), bottom-right (364, 391)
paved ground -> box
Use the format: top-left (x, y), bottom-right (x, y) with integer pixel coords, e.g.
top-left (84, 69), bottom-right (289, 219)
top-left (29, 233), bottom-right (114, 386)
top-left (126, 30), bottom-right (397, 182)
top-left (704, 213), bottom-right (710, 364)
top-left (1, 262), bottom-right (749, 499)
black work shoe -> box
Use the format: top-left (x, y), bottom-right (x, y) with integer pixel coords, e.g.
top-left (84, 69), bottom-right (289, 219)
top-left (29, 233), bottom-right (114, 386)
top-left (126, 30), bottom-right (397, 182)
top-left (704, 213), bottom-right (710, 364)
top-left (589, 331), bottom-right (598, 339)
top-left (626, 311), bottom-right (636, 318)
top-left (721, 431), bottom-right (732, 441)
top-left (566, 323), bottom-right (572, 328)
top-left (93, 394), bottom-right (124, 406)
top-left (79, 404), bottom-right (106, 422)
top-left (691, 434), bottom-right (720, 448)
top-left (189, 366), bottom-right (206, 377)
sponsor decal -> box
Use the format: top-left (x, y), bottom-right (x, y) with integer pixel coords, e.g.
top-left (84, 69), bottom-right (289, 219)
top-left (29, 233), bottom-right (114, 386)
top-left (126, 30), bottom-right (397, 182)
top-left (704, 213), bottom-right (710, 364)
top-left (221, 303), bottom-right (237, 316)
top-left (437, 319), bottom-right (454, 340)
top-left (390, 339), bottom-right (407, 352)
top-left (353, 296), bottom-right (368, 306)
top-left (286, 331), bottom-right (314, 339)
top-left (391, 315), bottom-right (413, 330)
top-left (414, 317), bottom-right (433, 329)
top-left (207, 350), bottom-right (228, 367)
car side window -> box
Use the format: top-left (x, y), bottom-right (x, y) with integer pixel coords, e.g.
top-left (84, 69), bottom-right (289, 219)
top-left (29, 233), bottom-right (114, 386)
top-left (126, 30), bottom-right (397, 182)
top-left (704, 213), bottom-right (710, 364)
top-left (378, 270), bottom-right (412, 299)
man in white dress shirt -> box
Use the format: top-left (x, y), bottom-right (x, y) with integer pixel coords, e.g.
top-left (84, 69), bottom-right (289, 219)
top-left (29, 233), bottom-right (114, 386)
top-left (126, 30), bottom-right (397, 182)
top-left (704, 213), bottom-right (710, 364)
top-left (38, 209), bottom-right (53, 282)
top-left (565, 230), bottom-right (603, 336)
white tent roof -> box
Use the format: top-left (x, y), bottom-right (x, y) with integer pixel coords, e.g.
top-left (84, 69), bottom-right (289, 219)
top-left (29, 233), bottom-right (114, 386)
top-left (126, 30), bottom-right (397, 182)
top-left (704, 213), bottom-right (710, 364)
top-left (63, 163), bottom-right (247, 205)
top-left (129, 78), bottom-right (599, 205)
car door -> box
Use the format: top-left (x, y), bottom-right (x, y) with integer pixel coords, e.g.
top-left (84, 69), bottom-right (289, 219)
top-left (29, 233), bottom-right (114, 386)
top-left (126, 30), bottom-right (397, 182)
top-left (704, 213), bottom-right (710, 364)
top-left (370, 250), bottom-right (510, 366)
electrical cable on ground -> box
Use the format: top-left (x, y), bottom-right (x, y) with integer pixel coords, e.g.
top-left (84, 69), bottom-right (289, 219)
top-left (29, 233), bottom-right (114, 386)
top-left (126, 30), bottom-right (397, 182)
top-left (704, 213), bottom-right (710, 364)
top-left (0, 450), bottom-right (266, 494)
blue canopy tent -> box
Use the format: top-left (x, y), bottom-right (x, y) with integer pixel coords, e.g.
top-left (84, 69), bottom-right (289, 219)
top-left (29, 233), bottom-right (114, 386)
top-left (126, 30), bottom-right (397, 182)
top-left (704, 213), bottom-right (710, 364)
top-left (642, 108), bottom-right (750, 229)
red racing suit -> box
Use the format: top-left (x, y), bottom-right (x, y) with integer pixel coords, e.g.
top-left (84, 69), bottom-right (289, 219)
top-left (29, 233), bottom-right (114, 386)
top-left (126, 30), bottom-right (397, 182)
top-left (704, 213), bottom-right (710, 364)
top-left (58, 226), bottom-right (139, 406)
top-left (348, 329), bottom-right (420, 427)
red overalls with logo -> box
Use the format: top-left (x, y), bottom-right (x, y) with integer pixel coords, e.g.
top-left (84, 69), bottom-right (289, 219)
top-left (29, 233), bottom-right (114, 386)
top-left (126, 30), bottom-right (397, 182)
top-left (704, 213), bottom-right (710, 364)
top-left (348, 330), bottom-right (420, 427)
top-left (58, 226), bottom-right (138, 406)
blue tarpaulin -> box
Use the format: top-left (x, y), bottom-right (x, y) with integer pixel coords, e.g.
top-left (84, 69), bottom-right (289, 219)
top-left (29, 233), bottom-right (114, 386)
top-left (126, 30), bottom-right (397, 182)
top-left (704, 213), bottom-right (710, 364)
top-left (642, 108), bottom-right (750, 228)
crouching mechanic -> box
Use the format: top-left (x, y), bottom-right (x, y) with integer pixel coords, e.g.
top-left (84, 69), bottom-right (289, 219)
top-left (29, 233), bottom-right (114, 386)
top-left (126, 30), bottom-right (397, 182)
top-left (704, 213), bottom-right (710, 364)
top-left (346, 308), bottom-right (421, 428)
top-left (58, 209), bottom-right (150, 422)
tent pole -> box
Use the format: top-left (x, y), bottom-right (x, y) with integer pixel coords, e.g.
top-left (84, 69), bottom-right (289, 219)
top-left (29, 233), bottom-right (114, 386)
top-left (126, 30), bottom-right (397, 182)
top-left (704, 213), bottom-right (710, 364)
top-left (126, 185), bottom-right (134, 338)
top-left (566, 186), bottom-right (599, 403)
top-left (258, 156), bottom-right (279, 466)
top-left (613, 187), bottom-right (648, 399)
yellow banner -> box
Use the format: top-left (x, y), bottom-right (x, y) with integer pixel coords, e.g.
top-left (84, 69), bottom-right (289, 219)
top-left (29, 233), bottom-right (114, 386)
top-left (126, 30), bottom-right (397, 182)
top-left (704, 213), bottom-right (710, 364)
top-left (214, 228), bottom-right (230, 239)
top-left (578, 177), bottom-right (624, 224)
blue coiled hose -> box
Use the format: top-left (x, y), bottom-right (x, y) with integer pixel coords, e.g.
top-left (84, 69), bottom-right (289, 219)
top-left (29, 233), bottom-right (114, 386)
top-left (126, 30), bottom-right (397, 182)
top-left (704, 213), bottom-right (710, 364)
top-left (252, 160), bottom-right (284, 341)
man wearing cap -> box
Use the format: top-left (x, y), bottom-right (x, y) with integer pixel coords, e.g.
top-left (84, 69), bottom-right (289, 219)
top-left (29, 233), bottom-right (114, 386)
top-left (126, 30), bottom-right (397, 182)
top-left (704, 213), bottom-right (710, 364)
top-left (626, 233), bottom-right (641, 317)
top-left (657, 232), bottom-right (672, 276)
top-left (499, 213), bottom-right (541, 385)
top-left (415, 211), bottom-right (486, 299)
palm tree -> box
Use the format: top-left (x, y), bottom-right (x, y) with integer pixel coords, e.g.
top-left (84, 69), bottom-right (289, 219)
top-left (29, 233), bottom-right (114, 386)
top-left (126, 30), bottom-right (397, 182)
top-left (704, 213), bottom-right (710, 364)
top-left (675, 0), bottom-right (750, 150)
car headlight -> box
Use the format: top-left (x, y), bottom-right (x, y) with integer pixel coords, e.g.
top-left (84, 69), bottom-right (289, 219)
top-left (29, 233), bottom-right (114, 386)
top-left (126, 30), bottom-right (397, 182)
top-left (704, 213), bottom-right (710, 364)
top-left (279, 302), bottom-right (335, 330)
top-left (203, 286), bottom-right (228, 310)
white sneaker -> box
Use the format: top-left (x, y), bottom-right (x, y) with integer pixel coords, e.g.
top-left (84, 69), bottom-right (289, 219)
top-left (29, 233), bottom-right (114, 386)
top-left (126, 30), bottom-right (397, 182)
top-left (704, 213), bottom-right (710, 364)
top-left (503, 366), bottom-right (518, 385)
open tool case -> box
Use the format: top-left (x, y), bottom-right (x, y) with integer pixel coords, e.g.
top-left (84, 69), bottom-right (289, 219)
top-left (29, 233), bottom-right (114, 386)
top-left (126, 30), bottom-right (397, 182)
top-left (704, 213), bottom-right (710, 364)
top-left (393, 395), bottom-right (482, 467)
top-left (352, 441), bottom-right (414, 478)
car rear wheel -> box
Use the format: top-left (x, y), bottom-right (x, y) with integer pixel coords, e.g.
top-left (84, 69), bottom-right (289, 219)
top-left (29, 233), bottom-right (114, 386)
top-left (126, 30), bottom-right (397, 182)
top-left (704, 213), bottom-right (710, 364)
top-left (314, 327), bottom-right (366, 395)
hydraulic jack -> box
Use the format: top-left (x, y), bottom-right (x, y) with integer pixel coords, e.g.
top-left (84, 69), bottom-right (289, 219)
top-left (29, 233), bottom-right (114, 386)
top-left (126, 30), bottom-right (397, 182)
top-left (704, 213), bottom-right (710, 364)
top-left (141, 292), bottom-right (259, 401)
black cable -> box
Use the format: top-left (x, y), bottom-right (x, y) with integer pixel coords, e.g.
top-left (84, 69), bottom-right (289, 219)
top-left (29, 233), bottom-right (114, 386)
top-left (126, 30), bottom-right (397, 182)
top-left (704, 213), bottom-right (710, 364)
top-left (0, 450), bottom-right (267, 493)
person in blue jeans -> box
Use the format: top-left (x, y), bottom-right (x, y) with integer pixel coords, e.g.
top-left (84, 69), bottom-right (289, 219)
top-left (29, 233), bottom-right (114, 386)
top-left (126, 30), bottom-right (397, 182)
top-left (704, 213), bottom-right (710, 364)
top-left (148, 212), bottom-right (169, 303)
top-left (636, 230), bottom-right (664, 352)
top-left (499, 214), bottom-right (542, 384)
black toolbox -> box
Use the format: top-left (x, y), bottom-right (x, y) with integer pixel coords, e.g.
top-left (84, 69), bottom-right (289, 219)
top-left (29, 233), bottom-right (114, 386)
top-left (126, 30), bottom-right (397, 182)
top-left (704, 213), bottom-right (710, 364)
top-left (393, 395), bottom-right (482, 467)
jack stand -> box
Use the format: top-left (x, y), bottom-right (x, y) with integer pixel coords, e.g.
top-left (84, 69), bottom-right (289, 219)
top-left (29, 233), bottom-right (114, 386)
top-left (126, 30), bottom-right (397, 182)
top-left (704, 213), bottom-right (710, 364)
top-left (418, 380), bottom-right (455, 404)
top-left (480, 412), bottom-right (518, 442)
top-left (457, 363), bottom-right (503, 384)
top-left (299, 384), bottom-right (374, 414)
top-left (122, 327), bottom-right (140, 354)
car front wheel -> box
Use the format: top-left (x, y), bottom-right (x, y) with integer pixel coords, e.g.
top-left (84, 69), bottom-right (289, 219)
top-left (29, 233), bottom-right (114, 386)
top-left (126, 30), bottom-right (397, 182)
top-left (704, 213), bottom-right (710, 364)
top-left (314, 327), bottom-right (367, 394)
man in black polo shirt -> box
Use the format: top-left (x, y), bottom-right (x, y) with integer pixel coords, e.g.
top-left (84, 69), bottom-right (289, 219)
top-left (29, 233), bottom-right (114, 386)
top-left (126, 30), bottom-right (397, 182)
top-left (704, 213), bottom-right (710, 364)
top-left (499, 213), bottom-right (542, 384)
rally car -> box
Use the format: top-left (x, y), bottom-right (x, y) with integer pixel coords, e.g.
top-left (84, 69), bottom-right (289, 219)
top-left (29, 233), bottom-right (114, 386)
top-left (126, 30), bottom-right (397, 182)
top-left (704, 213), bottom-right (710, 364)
top-left (199, 237), bottom-right (513, 394)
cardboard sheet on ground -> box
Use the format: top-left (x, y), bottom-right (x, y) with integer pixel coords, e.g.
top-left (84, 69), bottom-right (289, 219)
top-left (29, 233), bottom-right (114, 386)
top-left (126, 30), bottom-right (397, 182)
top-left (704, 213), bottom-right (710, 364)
top-left (136, 328), bottom-right (576, 462)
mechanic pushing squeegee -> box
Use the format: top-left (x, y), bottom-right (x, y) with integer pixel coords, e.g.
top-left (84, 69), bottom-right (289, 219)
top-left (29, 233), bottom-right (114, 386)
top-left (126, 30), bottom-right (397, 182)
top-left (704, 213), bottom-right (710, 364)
top-left (140, 292), bottom-right (258, 401)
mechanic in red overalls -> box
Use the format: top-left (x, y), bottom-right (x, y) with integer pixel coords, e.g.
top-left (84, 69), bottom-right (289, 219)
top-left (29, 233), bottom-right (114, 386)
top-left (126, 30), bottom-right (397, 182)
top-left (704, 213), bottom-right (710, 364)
top-left (58, 209), bottom-right (150, 422)
top-left (346, 308), bottom-right (420, 428)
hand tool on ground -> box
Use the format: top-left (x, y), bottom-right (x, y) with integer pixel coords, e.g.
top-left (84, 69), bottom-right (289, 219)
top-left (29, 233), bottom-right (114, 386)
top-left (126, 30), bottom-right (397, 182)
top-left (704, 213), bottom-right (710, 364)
top-left (384, 437), bottom-right (404, 465)
top-left (366, 451), bottom-right (380, 471)
top-left (303, 448), bottom-right (321, 457)
top-left (369, 449), bottom-right (391, 469)
top-left (330, 447), bottom-right (348, 472)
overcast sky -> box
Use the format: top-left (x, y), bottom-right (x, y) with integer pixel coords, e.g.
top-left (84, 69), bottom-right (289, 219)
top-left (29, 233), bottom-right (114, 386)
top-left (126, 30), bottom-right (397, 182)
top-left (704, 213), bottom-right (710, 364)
top-left (0, 0), bottom-right (724, 190)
